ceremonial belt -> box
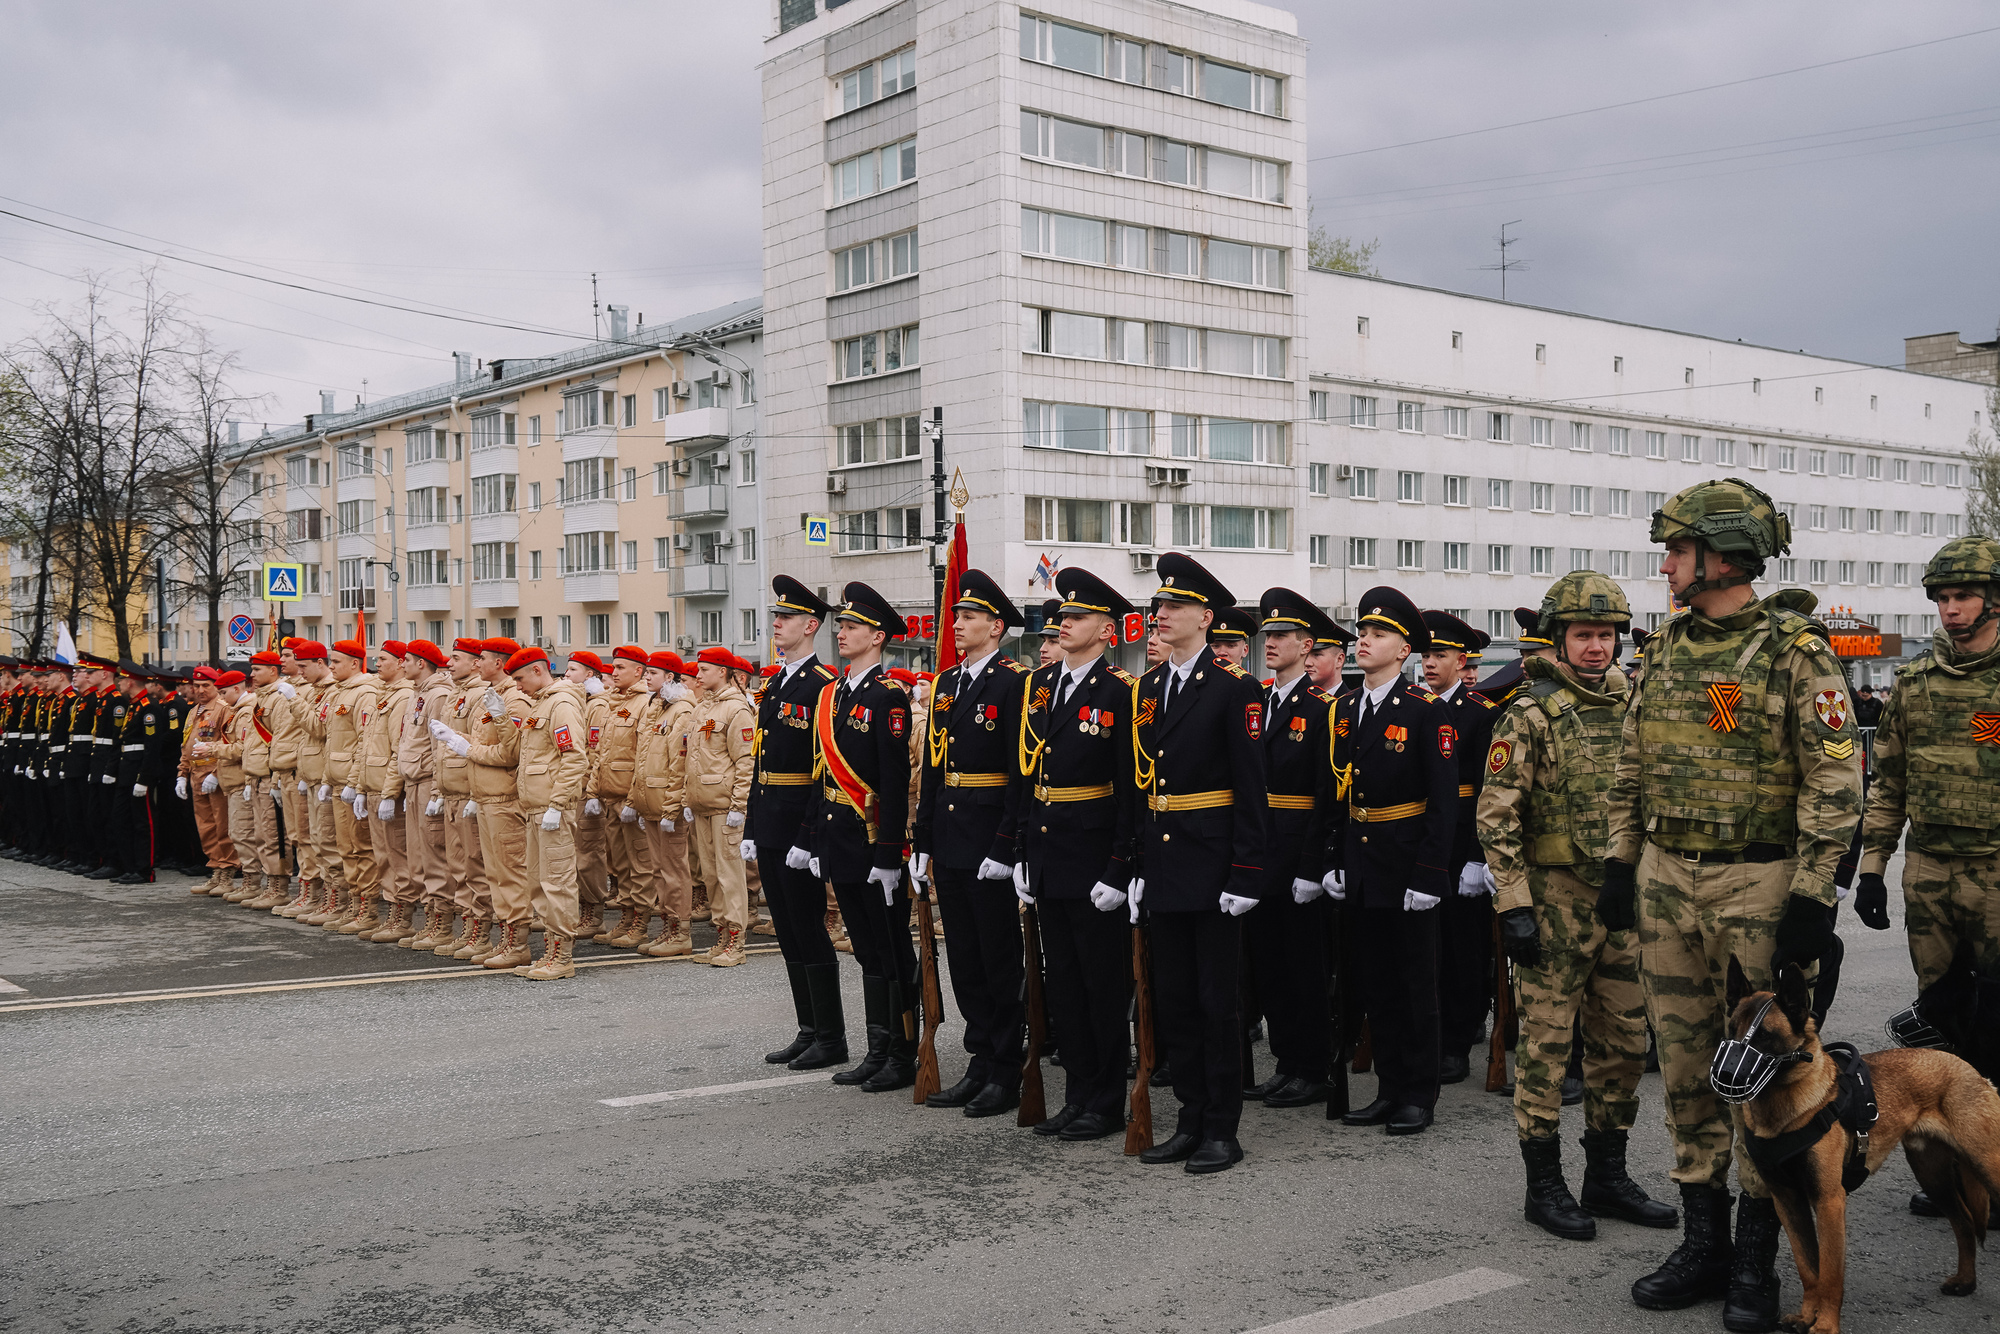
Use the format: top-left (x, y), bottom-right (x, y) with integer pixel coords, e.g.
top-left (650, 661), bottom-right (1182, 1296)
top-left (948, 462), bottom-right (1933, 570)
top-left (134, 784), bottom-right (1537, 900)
top-left (1458, 784), bottom-right (1475, 798)
top-left (121, 743), bottom-right (145, 752)
top-left (1351, 799), bottom-right (1427, 823)
top-left (945, 771), bottom-right (1006, 788)
top-left (1267, 793), bottom-right (1315, 810)
top-left (1035, 782), bottom-right (1113, 803)
top-left (757, 769), bottom-right (813, 786)
top-left (1147, 788), bottom-right (1233, 812)
top-left (48, 744), bottom-right (65, 753)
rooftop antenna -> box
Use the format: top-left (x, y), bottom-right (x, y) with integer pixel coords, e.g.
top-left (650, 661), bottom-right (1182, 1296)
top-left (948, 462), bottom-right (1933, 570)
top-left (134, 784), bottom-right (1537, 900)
top-left (592, 273), bottom-right (600, 340)
top-left (361, 377), bottom-right (369, 405)
top-left (1478, 220), bottom-right (1528, 301)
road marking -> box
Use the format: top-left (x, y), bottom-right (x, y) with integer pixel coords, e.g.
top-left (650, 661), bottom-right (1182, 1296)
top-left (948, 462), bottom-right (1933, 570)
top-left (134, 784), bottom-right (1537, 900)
top-left (0, 976), bottom-right (24, 994)
top-left (600, 1071), bottom-right (829, 1107)
top-left (1246, 1269), bottom-right (1525, 1334)
top-left (0, 946), bottom-right (780, 1014)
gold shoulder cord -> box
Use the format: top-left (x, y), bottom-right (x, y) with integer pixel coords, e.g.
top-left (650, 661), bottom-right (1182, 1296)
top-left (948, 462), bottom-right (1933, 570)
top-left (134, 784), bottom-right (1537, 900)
top-left (1130, 676), bottom-right (1156, 794)
top-left (926, 671), bottom-right (950, 770)
top-left (1327, 696), bottom-right (1354, 802)
top-left (1017, 672), bottom-right (1045, 778)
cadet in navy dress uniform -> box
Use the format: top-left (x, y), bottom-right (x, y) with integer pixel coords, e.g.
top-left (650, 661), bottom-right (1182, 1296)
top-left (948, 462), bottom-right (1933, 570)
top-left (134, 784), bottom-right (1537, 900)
top-left (804, 581), bottom-right (920, 1094)
top-left (752, 576), bottom-right (849, 1072)
top-left (1129, 554), bottom-right (1269, 1174)
top-left (1035, 599), bottom-right (1062, 667)
top-left (1421, 610), bottom-right (1502, 1084)
top-left (1242, 588), bottom-right (1340, 1108)
top-left (912, 569), bottom-right (1031, 1119)
top-left (111, 662), bottom-right (164, 883)
top-left (1014, 567), bottom-right (1140, 1142)
top-left (1326, 587), bottom-right (1461, 1136)
top-left (1205, 604), bottom-right (1258, 669)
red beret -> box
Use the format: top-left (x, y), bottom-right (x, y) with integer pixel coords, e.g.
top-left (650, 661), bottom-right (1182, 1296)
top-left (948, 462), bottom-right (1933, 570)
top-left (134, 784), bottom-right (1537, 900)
top-left (481, 637), bottom-right (520, 658)
top-left (612, 645), bottom-right (648, 667)
top-left (567, 650), bottom-right (607, 674)
top-left (450, 637), bottom-right (484, 656)
top-left (380, 640), bottom-right (408, 658)
top-left (405, 639), bottom-right (447, 668)
top-left (291, 640), bottom-right (327, 660)
top-left (504, 645), bottom-right (550, 674)
top-left (332, 639), bottom-right (368, 661)
top-left (886, 667), bottom-right (915, 684)
top-left (248, 650), bottom-right (282, 667)
top-left (696, 646), bottom-right (734, 668)
top-left (192, 665), bottom-right (221, 683)
top-left (761, 663), bottom-right (781, 677)
top-left (646, 651), bottom-right (683, 673)
top-left (216, 670), bottom-right (246, 687)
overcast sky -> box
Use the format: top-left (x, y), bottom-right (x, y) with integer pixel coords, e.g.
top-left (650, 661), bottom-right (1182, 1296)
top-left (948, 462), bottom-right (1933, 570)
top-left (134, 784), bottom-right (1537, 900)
top-left (2, 1), bottom-right (1994, 428)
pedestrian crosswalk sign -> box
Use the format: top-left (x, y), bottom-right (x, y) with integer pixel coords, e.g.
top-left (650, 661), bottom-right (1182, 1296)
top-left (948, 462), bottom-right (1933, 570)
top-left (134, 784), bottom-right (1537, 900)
top-left (805, 517), bottom-right (830, 548)
top-left (261, 563), bottom-right (304, 601)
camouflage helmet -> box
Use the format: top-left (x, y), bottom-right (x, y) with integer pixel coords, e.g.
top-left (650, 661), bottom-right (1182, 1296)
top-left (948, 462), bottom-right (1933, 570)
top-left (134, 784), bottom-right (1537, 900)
top-left (1537, 571), bottom-right (1632, 629)
top-left (1922, 536), bottom-right (2000, 594)
top-left (1649, 477), bottom-right (1792, 561)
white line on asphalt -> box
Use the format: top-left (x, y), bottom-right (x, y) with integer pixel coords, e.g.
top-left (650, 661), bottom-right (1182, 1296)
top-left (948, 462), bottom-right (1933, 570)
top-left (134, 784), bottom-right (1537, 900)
top-left (1245, 1268), bottom-right (1525, 1334)
top-left (600, 1071), bottom-right (829, 1107)
top-left (0, 976), bottom-right (24, 994)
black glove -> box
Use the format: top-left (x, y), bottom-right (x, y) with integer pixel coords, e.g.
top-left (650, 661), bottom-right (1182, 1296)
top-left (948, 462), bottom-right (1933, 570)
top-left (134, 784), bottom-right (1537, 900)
top-left (1497, 906), bottom-right (1542, 968)
top-left (1772, 894), bottom-right (1838, 970)
top-left (1853, 873), bottom-right (1891, 931)
top-left (1597, 859), bottom-right (1637, 933)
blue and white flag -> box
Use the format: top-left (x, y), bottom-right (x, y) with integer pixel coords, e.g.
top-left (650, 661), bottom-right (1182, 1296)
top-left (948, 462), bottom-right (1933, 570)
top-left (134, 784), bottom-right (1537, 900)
top-left (53, 623), bottom-right (77, 665)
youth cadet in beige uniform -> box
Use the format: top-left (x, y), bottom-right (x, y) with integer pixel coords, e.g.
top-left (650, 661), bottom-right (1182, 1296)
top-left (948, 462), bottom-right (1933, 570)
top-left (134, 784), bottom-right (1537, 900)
top-left (360, 642), bottom-right (415, 942)
top-left (180, 666), bottom-right (235, 892)
top-left (205, 671), bottom-right (264, 902)
top-left (686, 646), bottom-right (756, 966)
top-left (244, 649), bottom-right (299, 910)
top-left (632, 651), bottom-right (696, 956)
top-left (323, 639), bottom-right (384, 936)
top-left (399, 640), bottom-right (454, 950)
top-left (431, 638), bottom-right (493, 958)
top-left (565, 649), bottom-right (614, 936)
top-left (586, 646), bottom-right (657, 948)
top-left (446, 636), bottom-right (532, 969)
top-left (291, 643), bottom-right (346, 924)
top-left (273, 641), bottom-right (315, 915)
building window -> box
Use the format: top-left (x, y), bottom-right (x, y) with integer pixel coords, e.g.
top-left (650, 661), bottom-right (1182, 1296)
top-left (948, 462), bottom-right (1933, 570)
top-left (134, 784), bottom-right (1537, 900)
top-left (834, 228), bottom-right (920, 291)
top-left (1019, 111), bottom-right (1105, 169)
top-left (556, 615), bottom-right (571, 646)
top-left (1025, 497), bottom-right (1109, 544)
top-left (1808, 560), bottom-right (1828, 585)
top-left (586, 614), bottom-right (610, 646)
top-left (562, 531), bottom-right (616, 573)
top-left (835, 324), bottom-right (919, 379)
top-left (1608, 488), bottom-right (1630, 517)
top-left (1442, 541), bottom-right (1469, 572)
top-left (1308, 534), bottom-right (1330, 567)
top-left (1607, 426), bottom-right (1629, 456)
top-left (1681, 434), bottom-right (1702, 463)
top-left (620, 540), bottom-right (638, 572)
top-left (838, 46), bottom-right (916, 112)
top-left (1808, 504), bottom-right (1827, 531)
top-left (1201, 57), bottom-right (1284, 114)
top-left (1443, 475), bottom-right (1470, 507)
top-left (1946, 463), bottom-right (1962, 488)
top-left (1534, 343), bottom-right (1546, 363)
top-left (1488, 544), bottom-right (1512, 574)
top-left (1397, 471), bottom-right (1424, 504)
top-left (1347, 536), bottom-right (1376, 569)
top-left (469, 473), bottom-right (517, 516)
top-left (1348, 466), bottom-right (1377, 500)
top-left (1570, 548), bottom-right (1594, 573)
top-left (1570, 486), bottom-right (1592, 515)
top-left (834, 137), bottom-right (916, 203)
top-left (1396, 539), bottom-right (1423, 571)
top-left (1211, 507), bottom-right (1288, 550)
top-left (1838, 560), bottom-right (1856, 586)
top-left (739, 528), bottom-right (758, 562)
top-left (1529, 417), bottom-right (1552, 447)
top-left (1350, 396), bottom-right (1379, 428)
top-left (1116, 502), bottom-right (1153, 547)
top-left (1451, 330), bottom-right (1463, 350)
top-left (1921, 461), bottom-right (1937, 486)
top-left (1172, 504), bottom-right (1202, 546)
top-left (1715, 438), bottom-right (1737, 466)
top-left (1645, 431), bottom-right (1667, 460)
top-left (528, 481), bottom-right (542, 511)
top-left (1895, 458), bottom-right (1909, 482)
top-left (1308, 463), bottom-right (1329, 496)
top-left (1487, 478), bottom-right (1511, 510)
top-left (1608, 550), bottom-right (1631, 578)
top-left (1441, 407), bottom-right (1468, 437)
top-left (1808, 448), bottom-right (1828, 475)
top-left (1309, 390), bottom-right (1329, 421)
top-left (1530, 546), bottom-right (1554, 576)
top-left (1748, 441), bottom-right (1768, 469)
top-left (697, 611), bottom-right (723, 644)
top-left (1530, 482), bottom-right (1554, 513)
top-left (1922, 512), bottom-right (1937, 537)
top-left (1398, 401), bottom-right (1424, 433)
top-left (654, 611), bottom-right (670, 644)
top-left (1570, 422), bottom-right (1592, 452)
top-left (471, 542), bottom-right (517, 582)
top-left (1487, 412), bottom-right (1511, 443)
top-left (1838, 506), bottom-right (1855, 532)
top-left (530, 549), bottom-right (543, 580)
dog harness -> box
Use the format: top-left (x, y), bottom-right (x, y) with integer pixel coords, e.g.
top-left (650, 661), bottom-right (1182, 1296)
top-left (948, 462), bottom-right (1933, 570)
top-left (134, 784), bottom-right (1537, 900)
top-left (1741, 1042), bottom-right (1880, 1195)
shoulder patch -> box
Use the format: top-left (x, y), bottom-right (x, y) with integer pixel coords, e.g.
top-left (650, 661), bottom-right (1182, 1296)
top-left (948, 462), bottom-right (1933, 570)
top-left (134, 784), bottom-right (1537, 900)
top-left (881, 676), bottom-right (908, 694)
top-left (1002, 658), bottom-right (1029, 674)
top-left (1487, 738), bottom-right (1513, 774)
top-left (1107, 665), bottom-right (1137, 685)
top-left (1218, 659), bottom-right (1248, 678)
top-left (1411, 688), bottom-right (1440, 703)
top-left (813, 664), bottom-right (837, 680)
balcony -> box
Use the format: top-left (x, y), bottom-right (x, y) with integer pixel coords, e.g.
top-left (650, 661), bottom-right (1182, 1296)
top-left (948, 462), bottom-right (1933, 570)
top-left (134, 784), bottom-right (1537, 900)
top-left (669, 484), bottom-right (730, 521)
top-left (470, 580), bottom-right (519, 609)
top-left (335, 474), bottom-right (377, 504)
top-left (404, 459), bottom-right (449, 491)
top-left (406, 583), bottom-right (453, 613)
top-left (564, 570), bottom-right (620, 603)
top-left (404, 521), bottom-right (448, 552)
top-left (562, 499), bottom-right (619, 536)
top-left (470, 512), bottom-right (518, 545)
top-left (670, 562), bottom-right (729, 598)
top-left (561, 428), bottom-right (617, 463)
top-left (661, 406), bottom-right (731, 449)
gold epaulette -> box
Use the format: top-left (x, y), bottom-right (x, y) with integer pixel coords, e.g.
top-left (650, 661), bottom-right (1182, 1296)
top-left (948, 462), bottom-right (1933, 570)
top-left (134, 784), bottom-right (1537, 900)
top-left (1107, 665), bottom-right (1136, 685)
top-left (1218, 659), bottom-right (1248, 678)
top-left (1002, 658), bottom-right (1029, 674)
top-left (813, 664), bottom-right (836, 680)
top-left (882, 676), bottom-right (907, 693)
top-left (1308, 687), bottom-right (1333, 704)
top-left (1412, 688), bottom-right (1440, 703)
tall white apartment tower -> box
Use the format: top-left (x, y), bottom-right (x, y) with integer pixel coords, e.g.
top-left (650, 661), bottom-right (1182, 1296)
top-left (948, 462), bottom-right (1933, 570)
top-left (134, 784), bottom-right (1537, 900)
top-left (762, 0), bottom-right (1309, 660)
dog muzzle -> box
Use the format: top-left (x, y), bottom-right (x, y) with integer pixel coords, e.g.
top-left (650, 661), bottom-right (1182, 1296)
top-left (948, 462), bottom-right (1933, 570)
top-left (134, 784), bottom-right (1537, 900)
top-left (1710, 996), bottom-right (1811, 1104)
top-left (1885, 1002), bottom-right (1954, 1052)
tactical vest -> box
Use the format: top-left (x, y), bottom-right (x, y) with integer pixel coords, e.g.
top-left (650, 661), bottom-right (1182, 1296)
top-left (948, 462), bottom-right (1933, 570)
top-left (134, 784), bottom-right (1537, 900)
top-left (1637, 601), bottom-right (1814, 849)
top-left (1522, 668), bottom-right (1627, 877)
top-left (1897, 650), bottom-right (2000, 830)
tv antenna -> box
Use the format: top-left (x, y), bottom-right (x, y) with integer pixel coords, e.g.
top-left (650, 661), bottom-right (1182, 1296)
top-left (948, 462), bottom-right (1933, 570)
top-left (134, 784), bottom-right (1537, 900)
top-left (591, 273), bottom-right (601, 340)
top-left (1478, 221), bottom-right (1528, 301)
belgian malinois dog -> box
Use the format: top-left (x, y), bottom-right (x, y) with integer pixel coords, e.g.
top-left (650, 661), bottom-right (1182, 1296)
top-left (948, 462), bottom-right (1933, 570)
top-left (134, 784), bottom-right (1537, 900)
top-left (1719, 959), bottom-right (2000, 1333)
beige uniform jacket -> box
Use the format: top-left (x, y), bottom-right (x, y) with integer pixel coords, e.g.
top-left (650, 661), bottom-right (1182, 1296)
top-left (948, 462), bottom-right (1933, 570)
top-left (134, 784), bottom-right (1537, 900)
top-left (432, 677), bottom-right (481, 798)
top-left (473, 680), bottom-right (587, 814)
top-left (586, 683), bottom-right (649, 802)
top-left (685, 684), bottom-right (754, 817)
top-left (401, 674), bottom-right (451, 786)
top-left (465, 680), bottom-right (530, 803)
top-left (631, 692), bottom-right (694, 820)
top-left (362, 678), bottom-right (414, 798)
top-left (293, 680), bottom-right (332, 784)
top-left (263, 682), bottom-right (303, 772)
top-left (181, 700), bottom-right (233, 778)
top-left (322, 672), bottom-right (382, 794)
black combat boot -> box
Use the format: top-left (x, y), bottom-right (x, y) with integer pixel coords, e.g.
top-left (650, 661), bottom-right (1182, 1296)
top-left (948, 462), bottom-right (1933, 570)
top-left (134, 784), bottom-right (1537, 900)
top-left (1522, 1136), bottom-right (1596, 1240)
top-left (861, 980), bottom-right (917, 1093)
top-left (790, 962), bottom-right (850, 1070)
top-left (831, 975), bottom-right (889, 1086)
top-left (1722, 1195), bottom-right (1782, 1332)
top-left (765, 961), bottom-right (816, 1064)
top-left (1630, 1184), bottom-right (1733, 1310)
top-left (1580, 1129), bottom-right (1680, 1228)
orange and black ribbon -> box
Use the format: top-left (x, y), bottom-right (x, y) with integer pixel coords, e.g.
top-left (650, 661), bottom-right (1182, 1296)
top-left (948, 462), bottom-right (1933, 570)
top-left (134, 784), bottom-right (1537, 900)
top-left (1707, 682), bottom-right (1743, 733)
top-left (1973, 712), bottom-right (2000, 746)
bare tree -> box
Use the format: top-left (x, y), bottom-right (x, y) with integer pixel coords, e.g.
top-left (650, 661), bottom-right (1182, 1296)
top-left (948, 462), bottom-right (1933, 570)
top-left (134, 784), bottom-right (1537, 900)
top-left (1965, 385), bottom-right (2000, 539)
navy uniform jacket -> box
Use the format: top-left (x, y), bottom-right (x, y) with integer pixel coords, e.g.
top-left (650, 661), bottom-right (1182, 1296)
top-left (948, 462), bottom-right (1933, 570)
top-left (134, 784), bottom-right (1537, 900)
top-left (1014, 655), bottom-right (1137, 900)
top-left (1444, 685), bottom-right (1499, 871)
top-left (117, 694), bottom-right (167, 787)
top-left (91, 690), bottom-right (124, 781)
top-left (1132, 649), bottom-right (1268, 909)
top-left (1324, 679), bottom-right (1460, 907)
top-left (748, 654), bottom-right (838, 853)
top-left (807, 663), bottom-right (911, 880)
top-left (1260, 676), bottom-right (1335, 895)
top-left (43, 687), bottom-right (73, 781)
top-left (914, 652), bottom-right (1028, 872)
top-left (61, 688), bottom-right (95, 781)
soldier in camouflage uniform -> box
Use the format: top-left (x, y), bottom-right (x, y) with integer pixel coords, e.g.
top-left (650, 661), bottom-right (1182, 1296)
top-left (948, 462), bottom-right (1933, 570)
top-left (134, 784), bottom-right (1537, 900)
top-left (1602, 478), bottom-right (1863, 1332)
top-left (1479, 572), bottom-right (1677, 1243)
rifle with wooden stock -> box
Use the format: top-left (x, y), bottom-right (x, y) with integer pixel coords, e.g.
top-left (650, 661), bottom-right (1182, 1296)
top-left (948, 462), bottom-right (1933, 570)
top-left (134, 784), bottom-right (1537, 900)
top-left (911, 865), bottom-right (943, 1105)
top-left (1017, 900), bottom-right (1049, 1127)
top-left (1124, 918), bottom-right (1155, 1154)
top-left (1485, 911), bottom-right (1517, 1093)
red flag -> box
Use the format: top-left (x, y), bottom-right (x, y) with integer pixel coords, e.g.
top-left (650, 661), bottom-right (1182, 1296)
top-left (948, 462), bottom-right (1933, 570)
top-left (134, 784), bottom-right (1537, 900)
top-left (935, 519), bottom-right (968, 672)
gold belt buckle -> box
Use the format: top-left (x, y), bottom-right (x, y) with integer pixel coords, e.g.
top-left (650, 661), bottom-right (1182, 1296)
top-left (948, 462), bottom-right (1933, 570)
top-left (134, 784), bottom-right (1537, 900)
top-left (1148, 793), bottom-right (1168, 812)
top-left (1034, 784), bottom-right (1050, 803)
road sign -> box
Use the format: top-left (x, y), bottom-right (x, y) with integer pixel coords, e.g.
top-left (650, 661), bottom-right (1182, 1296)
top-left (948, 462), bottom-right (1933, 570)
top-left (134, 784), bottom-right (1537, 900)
top-left (227, 615), bottom-right (256, 645)
top-left (261, 562), bottom-right (303, 601)
top-left (804, 517), bottom-right (830, 548)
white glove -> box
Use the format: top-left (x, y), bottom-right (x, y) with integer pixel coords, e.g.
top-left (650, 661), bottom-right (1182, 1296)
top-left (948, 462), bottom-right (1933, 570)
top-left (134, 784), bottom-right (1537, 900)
top-left (725, 810), bottom-right (744, 828)
top-left (870, 866), bottom-right (900, 903)
top-left (428, 719), bottom-right (451, 741)
top-left (425, 796), bottom-right (444, 817)
top-left (683, 806), bottom-right (693, 825)
top-left (583, 798), bottom-right (602, 816)
top-left (1458, 863), bottom-right (1494, 898)
top-left (377, 798), bottom-right (396, 820)
top-left (541, 808), bottom-right (562, 832)
top-left (439, 730), bottom-right (469, 758)
top-left (463, 800), bottom-right (478, 817)
top-left (1219, 892), bottom-right (1257, 916)
top-left (911, 852), bottom-right (932, 885)
top-left (1014, 862), bottom-right (1034, 904)
top-left (1404, 888), bottom-right (1441, 912)
top-left (809, 856), bottom-right (822, 878)
top-left (174, 776), bottom-right (188, 800)
top-left (275, 681), bottom-right (296, 699)
top-left (619, 804), bottom-right (638, 824)
top-left (1322, 869), bottom-right (1346, 901)
top-left (739, 839), bottom-right (757, 862)
top-left (1128, 877), bottom-right (1145, 925)
top-left (202, 773), bottom-right (219, 794)
top-left (242, 784), bottom-right (255, 803)
top-left (340, 785), bottom-right (357, 802)
top-left (484, 688), bottom-right (508, 721)
top-left (315, 783), bottom-right (329, 801)
top-left (786, 845), bottom-right (812, 870)
top-left (1089, 882), bottom-right (1127, 913)
top-left (659, 816), bottom-right (675, 832)
top-left (977, 857), bottom-right (1012, 882)
top-left (352, 795), bottom-right (366, 819)
top-left (584, 676), bottom-right (603, 695)
top-left (297, 780), bottom-right (308, 794)
top-left (1292, 877), bottom-right (1325, 904)
top-left (101, 772), bottom-right (114, 785)
top-left (132, 782), bottom-right (148, 797)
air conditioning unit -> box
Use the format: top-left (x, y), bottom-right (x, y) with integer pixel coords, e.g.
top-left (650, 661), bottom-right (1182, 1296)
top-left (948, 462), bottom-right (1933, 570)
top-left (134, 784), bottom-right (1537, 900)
top-left (1144, 465), bottom-right (1191, 488)
top-left (675, 634), bottom-right (696, 651)
top-left (826, 474), bottom-right (847, 495)
top-left (671, 380), bottom-right (691, 400)
top-left (716, 531), bottom-right (735, 547)
top-left (673, 534), bottom-right (693, 551)
top-left (1333, 605), bottom-right (1355, 621)
top-left (671, 459), bottom-right (692, 476)
top-left (1129, 551), bottom-right (1158, 574)
top-left (711, 452), bottom-right (730, 469)
top-left (713, 372), bottom-right (732, 387)
top-left (1335, 464), bottom-right (1354, 481)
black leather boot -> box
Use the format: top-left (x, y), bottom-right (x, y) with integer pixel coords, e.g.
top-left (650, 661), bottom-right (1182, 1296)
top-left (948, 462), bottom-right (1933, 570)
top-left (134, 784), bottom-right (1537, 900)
top-left (1580, 1129), bottom-right (1680, 1228)
top-left (861, 980), bottom-right (917, 1093)
top-left (791, 962), bottom-right (850, 1070)
top-left (1722, 1195), bottom-right (1782, 1332)
top-left (1631, 1184), bottom-right (1733, 1310)
top-left (1521, 1136), bottom-right (1596, 1240)
top-left (765, 962), bottom-right (816, 1064)
top-left (831, 975), bottom-right (888, 1085)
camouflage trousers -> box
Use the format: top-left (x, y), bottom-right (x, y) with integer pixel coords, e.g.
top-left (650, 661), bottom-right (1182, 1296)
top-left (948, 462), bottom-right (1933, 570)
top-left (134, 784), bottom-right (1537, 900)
top-left (1637, 843), bottom-right (1797, 1199)
top-left (1902, 846), bottom-right (2000, 990)
top-left (1511, 866), bottom-right (1647, 1141)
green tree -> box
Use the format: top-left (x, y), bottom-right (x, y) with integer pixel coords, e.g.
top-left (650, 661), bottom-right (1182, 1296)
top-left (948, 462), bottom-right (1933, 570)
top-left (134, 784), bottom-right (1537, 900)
top-left (1307, 206), bottom-right (1380, 275)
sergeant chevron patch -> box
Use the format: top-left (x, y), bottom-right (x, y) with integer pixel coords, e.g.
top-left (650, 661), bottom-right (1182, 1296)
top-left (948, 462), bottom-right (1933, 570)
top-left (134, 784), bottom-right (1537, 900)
top-left (1822, 737), bottom-right (1855, 760)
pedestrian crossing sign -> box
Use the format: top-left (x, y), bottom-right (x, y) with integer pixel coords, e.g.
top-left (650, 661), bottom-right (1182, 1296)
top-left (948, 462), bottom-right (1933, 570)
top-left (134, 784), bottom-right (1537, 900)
top-left (261, 563), bottom-right (304, 601)
top-left (804, 517), bottom-right (830, 548)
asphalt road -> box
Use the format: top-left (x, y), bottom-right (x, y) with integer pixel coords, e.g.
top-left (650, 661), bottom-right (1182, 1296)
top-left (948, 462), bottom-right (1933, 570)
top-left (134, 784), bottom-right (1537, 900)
top-left (3, 852), bottom-right (1995, 1334)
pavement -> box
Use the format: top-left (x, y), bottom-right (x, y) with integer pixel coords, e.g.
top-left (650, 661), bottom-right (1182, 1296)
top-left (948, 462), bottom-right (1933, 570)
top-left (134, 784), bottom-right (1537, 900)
top-left (3, 851), bottom-right (1996, 1334)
